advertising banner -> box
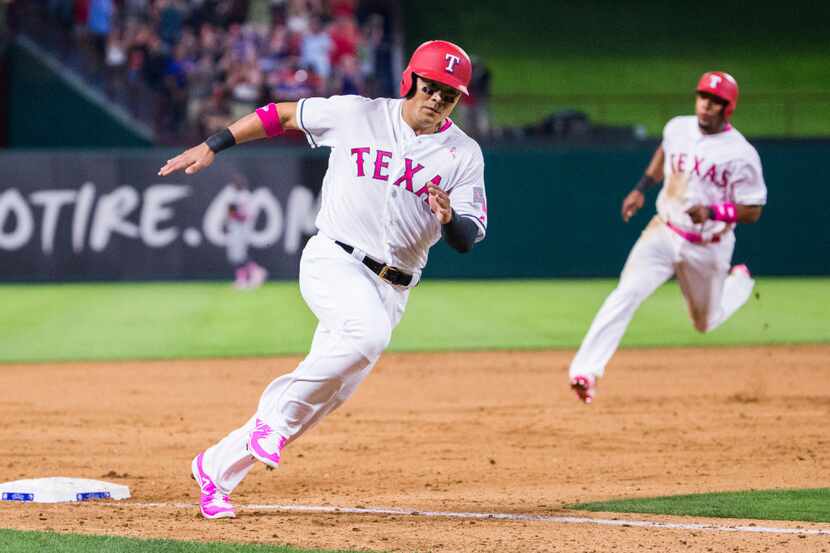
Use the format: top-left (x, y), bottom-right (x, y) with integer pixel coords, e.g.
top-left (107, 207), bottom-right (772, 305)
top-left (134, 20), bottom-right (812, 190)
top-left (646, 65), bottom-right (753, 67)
top-left (0, 150), bottom-right (324, 281)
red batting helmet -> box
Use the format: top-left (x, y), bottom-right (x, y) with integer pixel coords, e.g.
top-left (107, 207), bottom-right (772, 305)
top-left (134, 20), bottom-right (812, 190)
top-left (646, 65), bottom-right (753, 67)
top-left (400, 40), bottom-right (472, 97)
top-left (696, 71), bottom-right (739, 118)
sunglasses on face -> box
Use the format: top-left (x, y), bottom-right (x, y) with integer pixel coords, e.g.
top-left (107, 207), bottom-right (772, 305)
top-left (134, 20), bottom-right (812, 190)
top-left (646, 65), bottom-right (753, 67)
top-left (419, 80), bottom-right (461, 103)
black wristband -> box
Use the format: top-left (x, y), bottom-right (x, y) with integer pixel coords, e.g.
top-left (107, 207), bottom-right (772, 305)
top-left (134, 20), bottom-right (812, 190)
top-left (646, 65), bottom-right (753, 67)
top-left (205, 128), bottom-right (236, 154)
top-left (634, 174), bottom-right (658, 193)
top-left (441, 210), bottom-right (479, 253)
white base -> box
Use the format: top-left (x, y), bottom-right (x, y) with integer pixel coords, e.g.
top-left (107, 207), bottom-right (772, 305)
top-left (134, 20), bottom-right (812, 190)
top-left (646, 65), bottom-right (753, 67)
top-left (0, 477), bottom-right (131, 503)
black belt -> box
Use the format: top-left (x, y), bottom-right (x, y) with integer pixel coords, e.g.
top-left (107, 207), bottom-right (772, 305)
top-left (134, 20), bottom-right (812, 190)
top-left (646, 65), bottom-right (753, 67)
top-left (335, 241), bottom-right (413, 286)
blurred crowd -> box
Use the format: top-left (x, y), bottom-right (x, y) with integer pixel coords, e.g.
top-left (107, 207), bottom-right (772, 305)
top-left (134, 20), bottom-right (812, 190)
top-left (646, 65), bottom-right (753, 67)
top-left (30, 0), bottom-right (394, 142)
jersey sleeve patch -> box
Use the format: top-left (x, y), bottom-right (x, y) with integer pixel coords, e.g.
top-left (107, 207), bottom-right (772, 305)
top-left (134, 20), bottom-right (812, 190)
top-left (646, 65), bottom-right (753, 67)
top-left (450, 156), bottom-right (488, 242)
top-left (473, 186), bottom-right (485, 205)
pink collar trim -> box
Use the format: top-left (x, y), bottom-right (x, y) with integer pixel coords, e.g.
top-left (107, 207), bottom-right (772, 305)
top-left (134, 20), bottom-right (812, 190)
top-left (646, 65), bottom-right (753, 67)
top-left (698, 121), bottom-right (733, 137)
top-left (438, 118), bottom-right (453, 133)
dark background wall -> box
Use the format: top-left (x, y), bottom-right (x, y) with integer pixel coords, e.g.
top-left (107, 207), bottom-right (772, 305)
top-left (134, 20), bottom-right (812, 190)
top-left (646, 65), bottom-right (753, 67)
top-left (425, 140), bottom-right (830, 278)
top-left (0, 149), bottom-right (322, 281)
top-left (1, 143), bottom-right (827, 281)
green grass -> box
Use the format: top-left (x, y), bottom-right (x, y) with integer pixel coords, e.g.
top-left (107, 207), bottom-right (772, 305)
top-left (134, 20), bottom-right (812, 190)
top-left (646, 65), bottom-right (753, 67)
top-left (569, 488), bottom-right (830, 523)
top-left (0, 278), bottom-right (828, 363)
top-left (0, 529), bottom-right (360, 553)
top-left (481, 54), bottom-right (829, 136)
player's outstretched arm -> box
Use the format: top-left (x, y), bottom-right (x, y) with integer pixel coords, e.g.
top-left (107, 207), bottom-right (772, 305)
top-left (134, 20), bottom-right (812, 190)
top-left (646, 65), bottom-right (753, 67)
top-left (622, 146), bottom-right (665, 222)
top-left (158, 142), bottom-right (215, 177)
top-left (158, 102), bottom-right (300, 177)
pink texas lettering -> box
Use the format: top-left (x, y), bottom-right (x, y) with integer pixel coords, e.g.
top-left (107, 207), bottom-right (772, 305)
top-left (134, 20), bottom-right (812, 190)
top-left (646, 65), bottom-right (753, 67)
top-left (350, 147), bottom-right (444, 201)
top-left (720, 169), bottom-right (730, 188)
top-left (373, 150), bottom-right (393, 181)
top-left (392, 158), bottom-right (425, 192)
top-left (351, 147), bottom-right (370, 177)
top-left (414, 175), bottom-right (442, 202)
top-left (693, 156), bottom-right (704, 176)
top-left (676, 153), bottom-right (687, 172)
top-left (703, 163), bottom-right (718, 184)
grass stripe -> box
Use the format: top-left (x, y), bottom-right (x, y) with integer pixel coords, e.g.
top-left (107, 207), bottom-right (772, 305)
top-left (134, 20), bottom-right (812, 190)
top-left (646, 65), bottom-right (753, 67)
top-left (0, 529), bottom-right (361, 553)
top-left (569, 488), bottom-right (830, 523)
top-left (0, 278), bottom-right (828, 363)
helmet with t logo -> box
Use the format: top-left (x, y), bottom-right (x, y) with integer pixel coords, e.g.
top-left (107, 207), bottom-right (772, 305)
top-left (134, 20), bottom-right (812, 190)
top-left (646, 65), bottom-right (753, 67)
top-left (400, 40), bottom-right (472, 97)
top-left (696, 71), bottom-right (739, 118)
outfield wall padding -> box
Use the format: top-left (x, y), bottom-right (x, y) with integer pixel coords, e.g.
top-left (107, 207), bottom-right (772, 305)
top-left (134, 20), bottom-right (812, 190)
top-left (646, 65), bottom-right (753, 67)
top-left (425, 140), bottom-right (830, 278)
top-left (0, 149), bottom-right (325, 281)
top-left (0, 142), bottom-right (827, 281)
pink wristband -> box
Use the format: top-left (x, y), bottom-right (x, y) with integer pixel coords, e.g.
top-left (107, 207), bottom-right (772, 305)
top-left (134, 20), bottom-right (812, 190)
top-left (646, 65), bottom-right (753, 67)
top-left (255, 103), bottom-right (284, 137)
top-left (709, 202), bottom-right (737, 223)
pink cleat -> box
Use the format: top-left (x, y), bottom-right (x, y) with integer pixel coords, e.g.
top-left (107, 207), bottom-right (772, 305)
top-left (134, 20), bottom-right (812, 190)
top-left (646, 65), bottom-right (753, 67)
top-left (570, 374), bottom-right (598, 404)
top-left (730, 264), bottom-right (751, 278)
top-left (247, 263), bottom-right (269, 288)
top-left (247, 418), bottom-right (287, 470)
top-left (191, 452), bottom-right (235, 519)
top-left (233, 267), bottom-right (250, 290)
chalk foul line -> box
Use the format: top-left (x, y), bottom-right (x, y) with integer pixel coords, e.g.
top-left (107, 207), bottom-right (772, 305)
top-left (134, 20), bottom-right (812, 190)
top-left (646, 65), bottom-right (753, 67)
top-left (100, 501), bottom-right (830, 536)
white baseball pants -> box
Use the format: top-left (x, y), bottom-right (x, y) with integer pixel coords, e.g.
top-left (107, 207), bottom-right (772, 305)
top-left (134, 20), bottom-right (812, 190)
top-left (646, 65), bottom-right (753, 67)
top-left (226, 219), bottom-right (249, 265)
top-left (201, 234), bottom-right (409, 494)
top-left (569, 216), bottom-right (755, 379)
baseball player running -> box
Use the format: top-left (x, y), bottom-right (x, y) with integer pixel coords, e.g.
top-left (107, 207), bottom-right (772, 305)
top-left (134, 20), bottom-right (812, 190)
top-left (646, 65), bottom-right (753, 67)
top-left (158, 40), bottom-right (488, 519)
top-left (225, 176), bottom-right (268, 289)
top-left (569, 71), bottom-right (767, 404)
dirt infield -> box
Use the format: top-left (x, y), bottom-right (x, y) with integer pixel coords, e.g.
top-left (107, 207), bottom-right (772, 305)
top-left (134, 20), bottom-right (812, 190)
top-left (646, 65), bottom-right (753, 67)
top-left (1, 346), bottom-right (829, 552)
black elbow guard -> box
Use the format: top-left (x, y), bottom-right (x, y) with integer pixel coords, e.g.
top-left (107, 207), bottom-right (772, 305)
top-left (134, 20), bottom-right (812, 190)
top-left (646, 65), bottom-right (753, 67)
top-left (441, 211), bottom-right (479, 253)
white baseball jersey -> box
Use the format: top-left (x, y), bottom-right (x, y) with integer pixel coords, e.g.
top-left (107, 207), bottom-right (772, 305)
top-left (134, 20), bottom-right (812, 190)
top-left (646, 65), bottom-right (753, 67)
top-left (657, 116), bottom-right (766, 241)
top-left (198, 96), bottom-right (488, 498)
top-left (570, 115), bottom-right (765, 383)
top-left (296, 95), bottom-right (488, 274)
top-left (226, 186), bottom-right (252, 265)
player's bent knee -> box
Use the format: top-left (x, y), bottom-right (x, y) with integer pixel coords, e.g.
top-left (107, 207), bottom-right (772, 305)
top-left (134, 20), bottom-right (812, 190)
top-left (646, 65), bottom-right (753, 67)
top-left (692, 318), bottom-right (710, 333)
top-left (687, 305), bottom-right (713, 333)
top-left (279, 377), bottom-right (344, 433)
top-left (290, 377), bottom-right (344, 404)
top-left (357, 329), bottom-right (392, 361)
top-left (355, 320), bottom-right (392, 361)
top-left (612, 285), bottom-right (648, 307)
